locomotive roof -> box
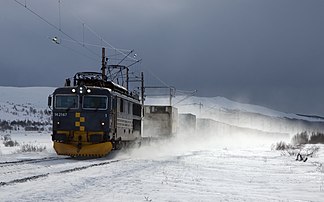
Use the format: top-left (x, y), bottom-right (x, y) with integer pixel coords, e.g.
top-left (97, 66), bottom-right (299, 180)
top-left (73, 72), bottom-right (128, 94)
top-left (54, 86), bottom-right (140, 103)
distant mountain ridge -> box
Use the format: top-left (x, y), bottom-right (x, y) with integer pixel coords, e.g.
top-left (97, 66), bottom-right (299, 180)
top-left (296, 114), bottom-right (324, 120)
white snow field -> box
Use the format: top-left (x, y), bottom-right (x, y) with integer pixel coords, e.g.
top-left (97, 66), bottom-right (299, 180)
top-left (0, 132), bottom-right (324, 202)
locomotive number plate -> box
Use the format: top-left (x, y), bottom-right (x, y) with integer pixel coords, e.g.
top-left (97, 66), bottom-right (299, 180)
top-left (54, 112), bottom-right (68, 117)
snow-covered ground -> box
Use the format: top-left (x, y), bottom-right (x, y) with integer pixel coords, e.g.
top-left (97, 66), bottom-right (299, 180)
top-left (0, 132), bottom-right (324, 201)
top-left (0, 131), bottom-right (53, 156)
top-left (1, 86), bottom-right (324, 201)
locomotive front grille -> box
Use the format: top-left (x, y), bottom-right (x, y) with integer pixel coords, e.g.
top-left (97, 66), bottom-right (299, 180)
top-left (53, 130), bottom-right (107, 143)
top-left (73, 131), bottom-right (88, 142)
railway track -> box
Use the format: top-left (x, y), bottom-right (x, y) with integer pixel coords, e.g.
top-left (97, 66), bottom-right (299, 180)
top-left (0, 158), bottom-right (123, 187)
top-left (0, 156), bottom-right (69, 168)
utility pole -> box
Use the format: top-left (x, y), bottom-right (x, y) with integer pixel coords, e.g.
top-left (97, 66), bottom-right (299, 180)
top-left (141, 72), bottom-right (145, 137)
top-left (141, 72), bottom-right (145, 108)
top-left (126, 67), bottom-right (129, 90)
top-left (101, 47), bottom-right (106, 80)
top-left (198, 102), bottom-right (203, 115)
top-left (169, 88), bottom-right (173, 106)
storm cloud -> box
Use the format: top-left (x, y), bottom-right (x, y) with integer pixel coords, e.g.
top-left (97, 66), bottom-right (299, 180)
top-left (1, 0), bottom-right (324, 115)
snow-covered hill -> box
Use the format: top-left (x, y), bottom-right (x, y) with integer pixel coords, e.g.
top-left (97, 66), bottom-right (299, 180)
top-left (0, 87), bottom-right (54, 131)
top-left (0, 87), bottom-right (54, 121)
top-left (146, 95), bottom-right (324, 122)
top-left (146, 96), bottom-right (324, 136)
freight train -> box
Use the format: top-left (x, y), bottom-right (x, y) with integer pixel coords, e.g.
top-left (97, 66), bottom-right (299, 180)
top-left (47, 48), bottom-right (197, 157)
top-left (48, 71), bottom-right (194, 157)
top-left (48, 72), bottom-right (142, 157)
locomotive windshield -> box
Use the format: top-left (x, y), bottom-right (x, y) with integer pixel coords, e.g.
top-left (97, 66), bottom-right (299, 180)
top-left (55, 95), bottom-right (78, 109)
top-left (83, 96), bottom-right (108, 110)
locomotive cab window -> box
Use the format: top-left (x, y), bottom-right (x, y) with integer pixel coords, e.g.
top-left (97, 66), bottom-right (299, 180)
top-left (83, 96), bottom-right (108, 110)
top-left (55, 95), bottom-right (78, 109)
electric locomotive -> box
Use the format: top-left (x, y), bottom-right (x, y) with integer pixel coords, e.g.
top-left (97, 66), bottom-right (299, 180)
top-left (48, 72), bottom-right (142, 157)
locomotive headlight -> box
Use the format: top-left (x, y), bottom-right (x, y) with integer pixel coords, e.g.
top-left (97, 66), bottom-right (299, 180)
top-left (57, 121), bottom-right (60, 125)
top-left (71, 89), bottom-right (76, 93)
top-left (101, 122), bottom-right (105, 126)
top-left (87, 89), bottom-right (91, 93)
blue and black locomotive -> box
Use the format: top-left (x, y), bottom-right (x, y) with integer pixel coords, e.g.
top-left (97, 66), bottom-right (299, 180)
top-left (48, 72), bottom-right (142, 157)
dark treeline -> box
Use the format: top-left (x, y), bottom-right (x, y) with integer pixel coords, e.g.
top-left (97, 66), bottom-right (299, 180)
top-left (0, 119), bottom-right (51, 131)
top-left (292, 131), bottom-right (324, 145)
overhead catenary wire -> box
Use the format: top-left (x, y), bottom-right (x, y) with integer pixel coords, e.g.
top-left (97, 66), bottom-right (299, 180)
top-left (14, 0), bottom-right (191, 102)
top-left (13, 0), bottom-right (101, 59)
top-left (23, 0), bottom-right (140, 66)
top-left (76, 17), bottom-right (138, 62)
top-left (117, 50), bottom-right (134, 65)
top-left (59, 42), bottom-right (98, 62)
top-left (126, 59), bottom-right (142, 68)
top-left (57, 37), bottom-right (133, 52)
top-left (176, 89), bottom-right (198, 94)
top-left (47, 36), bottom-right (98, 62)
top-left (142, 64), bottom-right (197, 105)
top-left (58, 0), bottom-right (61, 31)
top-left (53, 31), bottom-right (139, 68)
top-left (78, 15), bottom-right (196, 105)
top-left (172, 90), bottom-right (197, 106)
top-left (143, 67), bottom-right (171, 88)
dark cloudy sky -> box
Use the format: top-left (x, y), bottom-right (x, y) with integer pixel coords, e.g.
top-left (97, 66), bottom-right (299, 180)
top-left (1, 0), bottom-right (324, 115)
